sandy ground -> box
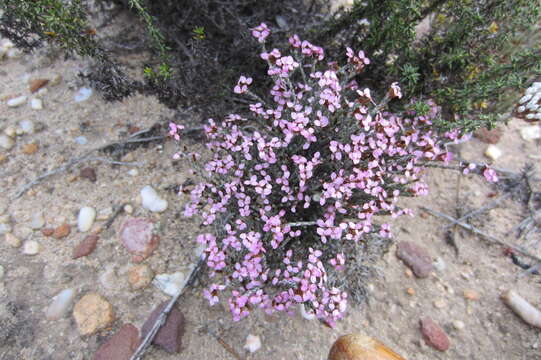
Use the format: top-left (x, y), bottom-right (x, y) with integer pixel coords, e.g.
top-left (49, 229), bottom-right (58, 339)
top-left (1, 15), bottom-right (541, 360)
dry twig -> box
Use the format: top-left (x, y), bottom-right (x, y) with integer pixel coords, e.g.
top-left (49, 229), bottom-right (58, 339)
top-left (420, 207), bottom-right (541, 263)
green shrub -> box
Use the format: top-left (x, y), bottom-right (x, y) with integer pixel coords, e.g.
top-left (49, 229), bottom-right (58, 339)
top-left (318, 0), bottom-right (541, 132)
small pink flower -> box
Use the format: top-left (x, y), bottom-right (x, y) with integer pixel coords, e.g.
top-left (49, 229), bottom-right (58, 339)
top-left (169, 122), bottom-right (184, 141)
top-left (252, 23), bottom-right (270, 43)
top-left (483, 167), bottom-right (499, 183)
top-left (234, 75), bottom-right (253, 94)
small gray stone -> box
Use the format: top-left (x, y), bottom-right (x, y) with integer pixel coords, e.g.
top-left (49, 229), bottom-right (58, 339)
top-left (45, 288), bottom-right (76, 320)
top-left (396, 241), bottom-right (433, 278)
top-left (7, 95), bottom-right (26, 107)
top-left (19, 120), bottom-right (35, 134)
top-left (30, 213), bottom-right (45, 230)
top-left (0, 134), bottom-right (14, 150)
top-left (23, 240), bottom-right (40, 255)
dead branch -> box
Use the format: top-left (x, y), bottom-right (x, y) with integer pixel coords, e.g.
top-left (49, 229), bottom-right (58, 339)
top-left (443, 192), bottom-right (513, 230)
top-left (420, 207), bottom-right (541, 263)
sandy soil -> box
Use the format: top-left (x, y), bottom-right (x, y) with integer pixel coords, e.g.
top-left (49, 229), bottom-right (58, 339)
top-left (1, 12), bottom-right (541, 360)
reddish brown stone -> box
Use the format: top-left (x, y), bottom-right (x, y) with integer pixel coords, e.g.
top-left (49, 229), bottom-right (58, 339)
top-left (119, 218), bottom-right (159, 263)
top-left (420, 317), bottom-right (450, 351)
top-left (73, 234), bottom-right (99, 259)
top-left (29, 78), bottom-right (49, 93)
top-left (53, 223), bottom-right (71, 239)
top-left (474, 127), bottom-right (503, 144)
top-left (42, 228), bottom-right (55, 237)
top-left (80, 167), bottom-right (97, 182)
top-left (141, 302), bottom-right (185, 354)
top-left (396, 241), bottom-right (433, 278)
top-left (94, 323), bottom-right (140, 360)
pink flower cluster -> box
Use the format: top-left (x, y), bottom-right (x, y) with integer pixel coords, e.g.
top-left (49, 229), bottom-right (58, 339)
top-left (176, 25), bottom-right (465, 325)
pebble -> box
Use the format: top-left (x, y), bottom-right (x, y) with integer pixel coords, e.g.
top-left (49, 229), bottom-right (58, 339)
top-left (119, 217), bottom-right (160, 263)
top-left (30, 98), bottom-right (43, 110)
top-left (420, 317), bottom-right (450, 351)
top-left (244, 334), bottom-right (262, 353)
top-left (29, 78), bottom-right (49, 93)
top-left (153, 272), bottom-right (186, 296)
top-left (30, 213), bottom-right (45, 229)
top-left (4, 126), bottom-right (16, 137)
top-left (74, 87), bottom-right (93, 102)
top-left (452, 320), bottom-right (465, 330)
top-left (73, 293), bottom-right (115, 336)
top-left (0, 223), bottom-right (12, 235)
top-left (99, 265), bottom-right (119, 290)
top-left (396, 241), bottom-right (433, 278)
top-left (128, 169), bottom-right (139, 176)
top-left (37, 88), bottom-right (48, 97)
top-left (0, 134), bottom-right (14, 150)
top-left (433, 299), bottom-right (447, 309)
top-left (4, 233), bottom-right (22, 248)
top-left (74, 136), bottom-right (88, 145)
top-left (127, 264), bottom-right (154, 290)
top-left (141, 185), bottom-right (168, 213)
top-left (53, 223), bottom-right (71, 239)
top-left (463, 289), bottom-right (480, 301)
top-left (94, 323), bottom-right (140, 360)
top-left (45, 288), bottom-right (76, 320)
top-left (72, 234), bottom-right (99, 259)
top-left (97, 207), bottom-right (113, 221)
top-left (7, 95), bottom-right (26, 107)
top-left (520, 125), bottom-right (541, 141)
top-left (141, 302), bottom-right (185, 354)
top-left (78, 206), bottom-right (96, 232)
top-left (42, 228), bottom-right (54, 237)
top-left (406, 288), bottom-right (415, 296)
top-left (484, 145), bottom-right (502, 161)
top-left (0, 264), bottom-right (4, 279)
top-left (80, 167), bottom-right (97, 182)
top-left (23, 240), bottom-right (41, 255)
top-left (433, 257), bottom-right (446, 272)
top-left (19, 120), bottom-right (35, 134)
top-left (22, 143), bottom-right (39, 155)
top-left (123, 204), bottom-right (133, 214)
top-left (50, 74), bottom-right (62, 86)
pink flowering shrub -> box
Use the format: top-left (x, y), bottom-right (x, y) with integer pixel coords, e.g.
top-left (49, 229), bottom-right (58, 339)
top-left (172, 24), bottom-right (494, 325)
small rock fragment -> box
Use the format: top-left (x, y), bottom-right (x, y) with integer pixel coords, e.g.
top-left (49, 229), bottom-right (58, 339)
top-left (46, 288), bottom-right (76, 320)
top-left (119, 218), bottom-right (159, 262)
top-left (433, 257), bottom-right (446, 272)
top-left (30, 98), bottom-right (43, 110)
top-left (141, 185), bottom-right (168, 213)
top-left (54, 223), bottom-right (71, 239)
top-left (433, 299), bottom-right (447, 309)
top-left (50, 74), bottom-right (62, 86)
top-left (463, 289), bottom-right (480, 301)
top-left (127, 264), bottom-right (154, 290)
top-left (0, 264), bottom-right (4, 279)
top-left (484, 144), bottom-right (502, 161)
top-left (80, 167), bottom-right (97, 182)
top-left (99, 265), bottom-right (119, 290)
top-left (520, 126), bottom-right (541, 141)
top-left (72, 234), bottom-right (99, 259)
top-left (474, 127), bottom-right (502, 144)
top-left (7, 95), bottom-right (26, 107)
top-left (0, 134), bottom-right (14, 150)
top-left (74, 136), bottom-right (87, 145)
top-left (123, 204), bottom-right (133, 214)
top-left (30, 213), bottom-right (45, 229)
top-left (244, 334), bottom-right (262, 353)
top-left (396, 241), bottom-right (433, 278)
top-left (73, 293), bottom-right (115, 336)
top-left (22, 142), bottom-right (39, 155)
top-left (501, 290), bottom-right (541, 329)
top-left (19, 120), bottom-right (35, 134)
top-left (42, 228), bottom-right (54, 237)
top-left (78, 206), bottom-right (96, 232)
top-left (452, 320), bottom-right (465, 330)
top-left (94, 323), bottom-right (140, 360)
top-left (4, 233), bottom-right (21, 248)
top-left (141, 302), bottom-right (185, 353)
top-left (74, 87), bottom-right (93, 102)
top-left (128, 169), bottom-right (139, 177)
top-left (153, 272), bottom-right (185, 296)
top-left (23, 240), bottom-right (40, 255)
top-left (406, 288), bottom-right (415, 296)
top-left (4, 126), bottom-right (16, 138)
top-left (420, 317), bottom-right (450, 351)
top-left (29, 78), bottom-right (49, 93)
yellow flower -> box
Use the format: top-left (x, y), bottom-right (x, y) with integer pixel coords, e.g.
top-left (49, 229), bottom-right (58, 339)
top-left (488, 21), bottom-right (499, 34)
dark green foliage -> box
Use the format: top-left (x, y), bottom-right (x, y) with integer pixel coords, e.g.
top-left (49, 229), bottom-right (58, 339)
top-left (318, 0), bottom-right (541, 132)
top-left (0, 0), bottom-right (134, 101)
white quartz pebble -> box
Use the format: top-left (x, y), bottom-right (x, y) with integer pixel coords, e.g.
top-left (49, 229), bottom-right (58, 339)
top-left (7, 95), bottom-right (26, 107)
top-left (77, 206), bottom-right (96, 232)
top-left (45, 288), bottom-right (76, 320)
top-left (141, 185), bottom-right (168, 212)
